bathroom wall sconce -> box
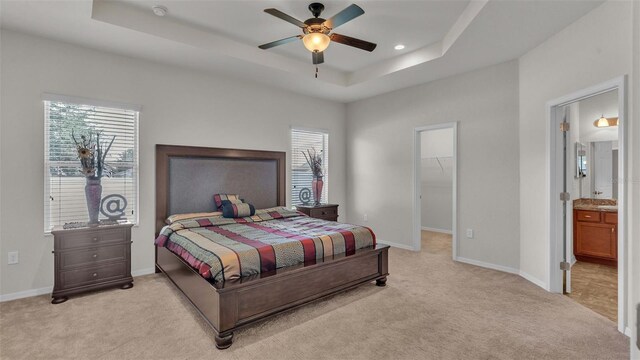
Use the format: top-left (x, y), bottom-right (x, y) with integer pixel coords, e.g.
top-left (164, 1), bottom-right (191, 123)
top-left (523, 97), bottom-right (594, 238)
top-left (593, 115), bottom-right (618, 128)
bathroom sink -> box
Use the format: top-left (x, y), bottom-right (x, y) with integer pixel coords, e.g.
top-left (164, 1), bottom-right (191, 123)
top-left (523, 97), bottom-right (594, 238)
top-left (597, 205), bottom-right (617, 210)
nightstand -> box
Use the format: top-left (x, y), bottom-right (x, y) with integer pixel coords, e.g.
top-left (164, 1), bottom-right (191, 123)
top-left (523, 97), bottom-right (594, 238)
top-left (296, 204), bottom-right (339, 222)
top-left (51, 222), bottom-right (134, 304)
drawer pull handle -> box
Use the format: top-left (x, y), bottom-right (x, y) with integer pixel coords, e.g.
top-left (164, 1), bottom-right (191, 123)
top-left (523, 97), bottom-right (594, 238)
top-left (92, 254), bottom-right (98, 258)
top-left (92, 237), bottom-right (98, 242)
top-left (612, 228), bottom-right (615, 233)
top-left (584, 215), bottom-right (591, 218)
top-left (322, 211), bottom-right (326, 215)
top-left (92, 273), bottom-right (98, 277)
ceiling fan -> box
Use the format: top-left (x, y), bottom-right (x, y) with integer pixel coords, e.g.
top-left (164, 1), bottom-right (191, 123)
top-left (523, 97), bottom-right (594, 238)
top-left (258, 2), bottom-right (377, 67)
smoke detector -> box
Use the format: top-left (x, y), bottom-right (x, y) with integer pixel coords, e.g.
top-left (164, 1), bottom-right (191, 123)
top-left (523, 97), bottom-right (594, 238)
top-left (152, 5), bottom-right (168, 17)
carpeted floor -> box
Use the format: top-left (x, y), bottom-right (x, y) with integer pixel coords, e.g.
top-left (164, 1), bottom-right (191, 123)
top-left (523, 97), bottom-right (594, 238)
top-left (0, 231), bottom-right (629, 359)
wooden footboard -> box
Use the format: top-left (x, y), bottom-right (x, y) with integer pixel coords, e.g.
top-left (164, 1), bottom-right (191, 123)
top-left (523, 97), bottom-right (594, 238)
top-left (156, 244), bottom-right (389, 349)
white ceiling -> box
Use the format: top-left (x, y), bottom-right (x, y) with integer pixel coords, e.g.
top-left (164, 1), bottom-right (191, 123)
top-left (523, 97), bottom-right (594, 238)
top-left (0, 0), bottom-right (604, 103)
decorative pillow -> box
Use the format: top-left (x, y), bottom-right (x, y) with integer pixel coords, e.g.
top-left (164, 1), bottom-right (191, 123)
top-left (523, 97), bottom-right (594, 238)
top-left (166, 212), bottom-right (222, 224)
top-left (221, 201), bottom-right (255, 218)
top-left (213, 194), bottom-right (243, 210)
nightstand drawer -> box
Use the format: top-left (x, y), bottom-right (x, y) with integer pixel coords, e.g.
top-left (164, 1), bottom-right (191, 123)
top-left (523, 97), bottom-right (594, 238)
top-left (58, 228), bottom-right (127, 249)
top-left (309, 207), bottom-right (337, 217)
top-left (60, 262), bottom-right (127, 288)
top-left (60, 244), bottom-right (128, 270)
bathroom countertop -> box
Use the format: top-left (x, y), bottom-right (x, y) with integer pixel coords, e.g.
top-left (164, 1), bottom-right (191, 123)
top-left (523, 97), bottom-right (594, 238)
top-left (573, 204), bottom-right (618, 212)
top-left (573, 198), bottom-right (618, 212)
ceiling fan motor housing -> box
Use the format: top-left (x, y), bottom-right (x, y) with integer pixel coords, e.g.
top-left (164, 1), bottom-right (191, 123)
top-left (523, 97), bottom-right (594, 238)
top-left (308, 3), bottom-right (325, 18)
top-left (303, 18), bottom-right (330, 35)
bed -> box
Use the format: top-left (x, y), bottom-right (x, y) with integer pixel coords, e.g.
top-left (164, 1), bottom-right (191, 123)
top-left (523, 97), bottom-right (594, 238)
top-left (155, 144), bottom-right (389, 349)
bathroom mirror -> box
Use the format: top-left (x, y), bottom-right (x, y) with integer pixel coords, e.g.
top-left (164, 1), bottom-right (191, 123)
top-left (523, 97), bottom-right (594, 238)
top-left (576, 140), bottom-right (618, 199)
top-left (575, 142), bottom-right (587, 179)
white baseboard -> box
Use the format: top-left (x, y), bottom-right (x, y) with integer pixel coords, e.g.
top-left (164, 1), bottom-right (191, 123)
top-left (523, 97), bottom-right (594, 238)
top-left (132, 267), bottom-right (156, 277)
top-left (0, 286), bottom-right (53, 302)
top-left (455, 256), bottom-right (519, 275)
top-left (519, 270), bottom-right (549, 291)
top-left (455, 257), bottom-right (550, 291)
top-left (378, 240), bottom-right (416, 251)
top-left (624, 327), bottom-right (632, 337)
top-left (421, 227), bottom-right (452, 235)
top-left (0, 267), bottom-right (158, 302)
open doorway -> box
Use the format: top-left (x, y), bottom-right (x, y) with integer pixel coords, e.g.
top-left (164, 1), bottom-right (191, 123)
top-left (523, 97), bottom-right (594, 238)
top-left (413, 123), bottom-right (457, 258)
top-left (548, 77), bottom-right (627, 333)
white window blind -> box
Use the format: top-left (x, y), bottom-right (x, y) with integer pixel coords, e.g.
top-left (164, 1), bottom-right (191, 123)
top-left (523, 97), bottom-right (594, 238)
top-left (44, 98), bottom-right (139, 231)
top-left (291, 128), bottom-right (328, 207)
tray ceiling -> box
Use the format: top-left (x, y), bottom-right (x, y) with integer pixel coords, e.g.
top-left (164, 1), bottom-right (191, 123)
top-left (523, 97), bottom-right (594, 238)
top-left (0, 0), bottom-right (604, 102)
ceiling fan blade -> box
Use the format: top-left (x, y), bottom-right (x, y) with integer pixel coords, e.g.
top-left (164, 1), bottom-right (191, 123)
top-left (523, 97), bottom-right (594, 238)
top-left (259, 35), bottom-right (302, 50)
top-left (323, 4), bottom-right (364, 30)
top-left (264, 8), bottom-right (307, 29)
top-left (312, 51), bottom-right (324, 65)
top-left (330, 33), bottom-right (377, 52)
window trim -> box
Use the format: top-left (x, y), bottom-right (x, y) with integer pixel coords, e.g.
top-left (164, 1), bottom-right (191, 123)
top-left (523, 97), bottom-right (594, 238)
top-left (43, 94), bottom-right (141, 233)
top-left (289, 126), bottom-right (329, 207)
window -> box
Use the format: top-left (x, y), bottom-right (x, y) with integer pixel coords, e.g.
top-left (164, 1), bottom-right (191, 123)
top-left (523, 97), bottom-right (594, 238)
top-left (291, 128), bottom-right (328, 207)
top-left (44, 95), bottom-right (139, 231)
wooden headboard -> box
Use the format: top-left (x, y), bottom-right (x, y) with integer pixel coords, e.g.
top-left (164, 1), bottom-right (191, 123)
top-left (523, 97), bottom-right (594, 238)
top-left (155, 145), bottom-right (286, 235)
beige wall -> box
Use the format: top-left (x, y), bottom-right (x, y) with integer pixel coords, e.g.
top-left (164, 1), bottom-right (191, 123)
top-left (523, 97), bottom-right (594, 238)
top-left (346, 60), bottom-right (520, 270)
top-left (518, 0), bottom-right (633, 288)
top-left (0, 30), bottom-right (347, 297)
top-left (518, 1), bottom-right (637, 344)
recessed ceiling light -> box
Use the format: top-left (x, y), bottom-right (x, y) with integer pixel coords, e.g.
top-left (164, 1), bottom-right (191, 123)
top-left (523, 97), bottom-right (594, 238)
top-left (394, 44), bottom-right (405, 50)
top-left (152, 5), bottom-right (168, 17)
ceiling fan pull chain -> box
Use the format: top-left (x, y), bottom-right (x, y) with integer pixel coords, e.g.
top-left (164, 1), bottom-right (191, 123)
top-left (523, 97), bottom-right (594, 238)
top-left (315, 66), bottom-right (318, 79)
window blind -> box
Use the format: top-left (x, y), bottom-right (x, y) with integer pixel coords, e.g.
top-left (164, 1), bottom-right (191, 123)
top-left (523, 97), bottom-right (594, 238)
top-left (44, 99), bottom-right (139, 231)
top-left (291, 128), bottom-right (328, 207)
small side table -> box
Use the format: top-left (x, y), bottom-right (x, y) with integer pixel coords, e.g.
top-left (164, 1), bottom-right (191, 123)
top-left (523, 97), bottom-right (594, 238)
top-left (296, 204), bottom-right (339, 222)
top-left (51, 222), bottom-right (133, 304)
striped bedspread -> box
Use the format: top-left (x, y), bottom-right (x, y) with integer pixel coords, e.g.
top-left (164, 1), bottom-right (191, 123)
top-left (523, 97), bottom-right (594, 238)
top-left (155, 207), bottom-right (376, 283)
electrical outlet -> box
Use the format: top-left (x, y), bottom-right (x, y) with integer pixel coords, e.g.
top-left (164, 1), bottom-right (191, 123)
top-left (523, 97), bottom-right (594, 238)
top-left (363, 213), bottom-right (368, 222)
top-left (8, 251), bottom-right (19, 265)
top-left (466, 229), bottom-right (474, 239)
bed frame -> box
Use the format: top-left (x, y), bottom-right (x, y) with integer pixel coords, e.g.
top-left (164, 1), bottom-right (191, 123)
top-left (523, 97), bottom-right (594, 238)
top-left (155, 144), bottom-right (389, 349)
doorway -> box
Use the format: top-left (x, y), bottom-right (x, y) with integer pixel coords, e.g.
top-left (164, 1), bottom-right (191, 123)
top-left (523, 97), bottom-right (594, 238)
top-left (548, 77), bottom-right (627, 333)
top-left (413, 123), bottom-right (457, 259)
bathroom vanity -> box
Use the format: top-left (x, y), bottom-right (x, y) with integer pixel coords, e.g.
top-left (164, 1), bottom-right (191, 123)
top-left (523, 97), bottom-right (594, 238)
top-left (573, 199), bottom-right (617, 266)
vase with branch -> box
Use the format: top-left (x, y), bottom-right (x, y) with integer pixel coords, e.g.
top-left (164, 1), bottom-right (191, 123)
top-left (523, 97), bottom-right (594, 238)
top-left (302, 148), bottom-right (324, 205)
top-left (72, 130), bottom-right (115, 226)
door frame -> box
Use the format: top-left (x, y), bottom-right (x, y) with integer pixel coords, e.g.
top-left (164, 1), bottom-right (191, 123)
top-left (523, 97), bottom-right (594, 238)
top-left (547, 75), bottom-right (627, 333)
top-left (412, 122), bottom-right (458, 259)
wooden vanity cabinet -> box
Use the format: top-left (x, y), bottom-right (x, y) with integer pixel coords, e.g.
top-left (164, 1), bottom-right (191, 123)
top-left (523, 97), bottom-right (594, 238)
top-left (573, 209), bottom-right (617, 266)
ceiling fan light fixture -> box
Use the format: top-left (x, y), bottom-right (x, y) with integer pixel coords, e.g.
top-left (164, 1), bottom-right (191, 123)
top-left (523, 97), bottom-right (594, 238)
top-left (303, 32), bottom-right (330, 52)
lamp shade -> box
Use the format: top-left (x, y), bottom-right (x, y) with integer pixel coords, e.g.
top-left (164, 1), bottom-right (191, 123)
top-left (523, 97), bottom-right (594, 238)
top-left (303, 33), bottom-right (330, 52)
